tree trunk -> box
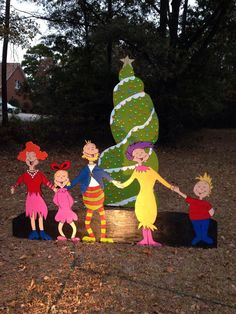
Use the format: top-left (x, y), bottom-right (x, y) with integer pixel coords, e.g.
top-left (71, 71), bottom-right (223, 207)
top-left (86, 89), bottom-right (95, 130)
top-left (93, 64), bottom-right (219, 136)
top-left (159, 0), bottom-right (169, 37)
top-left (81, 0), bottom-right (92, 68)
top-left (107, 0), bottom-right (113, 72)
top-left (181, 0), bottom-right (188, 40)
top-left (1, 0), bottom-right (10, 127)
top-left (169, 0), bottom-right (181, 47)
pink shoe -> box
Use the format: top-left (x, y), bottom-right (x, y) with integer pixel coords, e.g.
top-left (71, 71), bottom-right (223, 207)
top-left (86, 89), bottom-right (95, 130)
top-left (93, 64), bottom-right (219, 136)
top-left (148, 240), bottom-right (162, 247)
top-left (137, 228), bottom-right (149, 246)
top-left (71, 237), bottom-right (80, 243)
top-left (147, 230), bottom-right (162, 247)
top-left (57, 236), bottom-right (67, 241)
top-left (137, 239), bottom-right (148, 245)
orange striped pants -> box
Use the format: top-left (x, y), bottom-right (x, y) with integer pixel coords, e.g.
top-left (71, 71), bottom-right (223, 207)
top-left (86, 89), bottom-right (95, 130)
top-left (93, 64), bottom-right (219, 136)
top-left (82, 186), bottom-right (107, 238)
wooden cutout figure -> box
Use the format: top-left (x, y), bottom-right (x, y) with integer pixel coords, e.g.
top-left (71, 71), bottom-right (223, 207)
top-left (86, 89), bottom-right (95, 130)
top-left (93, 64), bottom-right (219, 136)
top-left (51, 161), bottom-right (80, 243)
top-left (119, 142), bottom-right (174, 247)
top-left (173, 173), bottom-right (215, 245)
top-left (11, 141), bottom-right (56, 240)
top-left (67, 141), bottom-right (122, 243)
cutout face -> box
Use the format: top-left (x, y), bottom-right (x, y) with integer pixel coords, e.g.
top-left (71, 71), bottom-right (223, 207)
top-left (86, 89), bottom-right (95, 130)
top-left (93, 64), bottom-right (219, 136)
top-left (193, 181), bottom-right (210, 199)
top-left (132, 148), bottom-right (149, 165)
top-left (54, 170), bottom-right (69, 188)
top-left (83, 143), bottom-right (99, 161)
top-left (26, 151), bottom-right (39, 168)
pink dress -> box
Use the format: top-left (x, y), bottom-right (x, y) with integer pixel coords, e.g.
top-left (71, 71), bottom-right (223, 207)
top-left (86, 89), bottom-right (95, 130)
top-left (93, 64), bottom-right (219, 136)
top-left (53, 188), bottom-right (78, 223)
top-left (13, 171), bottom-right (54, 219)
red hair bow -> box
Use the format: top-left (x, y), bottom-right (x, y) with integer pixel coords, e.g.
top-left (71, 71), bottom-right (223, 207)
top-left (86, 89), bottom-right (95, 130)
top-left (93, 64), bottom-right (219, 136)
top-left (50, 160), bottom-right (71, 171)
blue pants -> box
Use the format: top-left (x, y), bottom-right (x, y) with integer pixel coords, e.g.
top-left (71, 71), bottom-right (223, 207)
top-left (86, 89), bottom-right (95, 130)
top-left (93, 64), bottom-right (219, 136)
top-left (191, 219), bottom-right (213, 245)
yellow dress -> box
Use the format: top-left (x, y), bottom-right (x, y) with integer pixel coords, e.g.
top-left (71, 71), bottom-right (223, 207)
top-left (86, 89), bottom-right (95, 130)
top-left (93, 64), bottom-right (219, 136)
top-left (122, 167), bottom-right (171, 230)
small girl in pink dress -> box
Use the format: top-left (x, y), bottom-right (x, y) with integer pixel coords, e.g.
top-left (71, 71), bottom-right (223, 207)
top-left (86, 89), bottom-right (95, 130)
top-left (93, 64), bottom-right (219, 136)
top-left (51, 161), bottom-right (80, 242)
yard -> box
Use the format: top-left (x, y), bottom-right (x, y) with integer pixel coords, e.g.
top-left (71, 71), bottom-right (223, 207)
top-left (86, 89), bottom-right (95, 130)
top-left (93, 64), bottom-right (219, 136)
top-left (0, 128), bottom-right (235, 314)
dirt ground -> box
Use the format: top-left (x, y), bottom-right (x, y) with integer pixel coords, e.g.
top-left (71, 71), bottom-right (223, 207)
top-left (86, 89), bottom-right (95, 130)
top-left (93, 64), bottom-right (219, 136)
top-left (0, 128), bottom-right (235, 314)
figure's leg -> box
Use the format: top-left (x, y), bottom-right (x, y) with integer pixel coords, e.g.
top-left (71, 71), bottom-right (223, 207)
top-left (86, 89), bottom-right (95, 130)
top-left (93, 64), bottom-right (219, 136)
top-left (201, 219), bottom-right (213, 244)
top-left (83, 209), bottom-right (96, 242)
top-left (70, 221), bottom-right (80, 242)
top-left (191, 220), bottom-right (201, 245)
top-left (28, 212), bottom-right (39, 240)
top-left (147, 229), bottom-right (162, 247)
top-left (38, 214), bottom-right (52, 240)
top-left (30, 212), bottom-right (36, 230)
top-left (57, 222), bottom-right (67, 240)
top-left (137, 228), bottom-right (149, 245)
top-left (98, 207), bottom-right (113, 243)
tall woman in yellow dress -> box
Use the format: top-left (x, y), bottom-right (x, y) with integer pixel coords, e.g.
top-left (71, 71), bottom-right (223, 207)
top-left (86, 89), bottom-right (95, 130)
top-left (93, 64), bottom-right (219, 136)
top-left (120, 142), bottom-right (174, 247)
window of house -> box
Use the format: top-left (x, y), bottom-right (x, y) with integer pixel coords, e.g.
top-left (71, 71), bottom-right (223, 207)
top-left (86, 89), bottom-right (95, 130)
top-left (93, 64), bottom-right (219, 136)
top-left (15, 80), bottom-right (21, 90)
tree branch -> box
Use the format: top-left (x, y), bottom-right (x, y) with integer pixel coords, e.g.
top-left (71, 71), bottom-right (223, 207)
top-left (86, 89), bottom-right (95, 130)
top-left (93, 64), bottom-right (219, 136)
top-left (185, 0), bottom-right (231, 49)
top-left (11, 5), bottom-right (85, 26)
top-left (144, 0), bottom-right (161, 14)
top-left (192, 0), bottom-right (232, 60)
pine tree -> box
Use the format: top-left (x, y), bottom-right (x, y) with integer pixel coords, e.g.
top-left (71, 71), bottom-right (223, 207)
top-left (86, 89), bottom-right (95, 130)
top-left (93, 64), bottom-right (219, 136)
top-left (98, 56), bottom-right (159, 206)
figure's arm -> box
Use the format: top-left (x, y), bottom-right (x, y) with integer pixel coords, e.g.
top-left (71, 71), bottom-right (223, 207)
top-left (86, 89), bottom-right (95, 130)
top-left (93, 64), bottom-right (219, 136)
top-left (209, 208), bottom-right (215, 216)
top-left (173, 186), bottom-right (187, 199)
top-left (66, 191), bottom-right (74, 207)
top-left (53, 192), bottom-right (59, 206)
top-left (155, 172), bottom-right (173, 190)
top-left (101, 169), bottom-right (113, 182)
top-left (40, 172), bottom-right (55, 191)
top-left (66, 173), bottom-right (83, 190)
top-left (120, 172), bottom-right (136, 188)
top-left (100, 169), bottom-right (123, 188)
top-left (11, 174), bottom-right (24, 194)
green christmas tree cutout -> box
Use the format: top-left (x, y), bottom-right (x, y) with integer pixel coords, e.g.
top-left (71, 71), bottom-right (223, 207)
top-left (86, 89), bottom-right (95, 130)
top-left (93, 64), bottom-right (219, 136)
top-left (98, 56), bottom-right (159, 207)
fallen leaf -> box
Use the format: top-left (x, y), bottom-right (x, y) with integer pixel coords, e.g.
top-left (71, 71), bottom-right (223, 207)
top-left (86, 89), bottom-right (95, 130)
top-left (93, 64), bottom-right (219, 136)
top-left (143, 249), bottom-right (152, 256)
top-left (166, 266), bottom-right (174, 273)
top-left (19, 265), bottom-right (26, 272)
top-left (19, 254), bottom-right (27, 260)
top-left (190, 303), bottom-right (200, 310)
top-left (27, 279), bottom-right (36, 291)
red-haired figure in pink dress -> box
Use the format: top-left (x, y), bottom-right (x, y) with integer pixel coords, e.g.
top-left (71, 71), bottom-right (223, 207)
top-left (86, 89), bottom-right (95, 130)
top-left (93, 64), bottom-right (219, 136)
top-left (11, 141), bottom-right (56, 240)
top-left (51, 161), bottom-right (80, 242)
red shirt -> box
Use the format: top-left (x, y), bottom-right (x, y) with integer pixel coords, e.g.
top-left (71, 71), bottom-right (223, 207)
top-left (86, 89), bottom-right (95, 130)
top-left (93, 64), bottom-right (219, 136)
top-left (13, 171), bottom-right (53, 194)
top-left (186, 196), bottom-right (212, 220)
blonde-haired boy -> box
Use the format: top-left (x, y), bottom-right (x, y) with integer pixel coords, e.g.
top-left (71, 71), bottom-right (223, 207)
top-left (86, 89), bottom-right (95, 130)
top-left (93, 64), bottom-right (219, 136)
top-left (174, 173), bottom-right (215, 245)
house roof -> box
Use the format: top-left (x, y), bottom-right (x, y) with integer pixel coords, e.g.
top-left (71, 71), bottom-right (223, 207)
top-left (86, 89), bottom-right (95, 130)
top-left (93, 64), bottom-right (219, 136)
top-left (0, 63), bottom-right (26, 87)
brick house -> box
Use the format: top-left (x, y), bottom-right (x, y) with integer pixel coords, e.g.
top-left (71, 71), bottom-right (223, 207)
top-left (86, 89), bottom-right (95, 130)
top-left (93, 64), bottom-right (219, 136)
top-left (0, 63), bottom-right (32, 111)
